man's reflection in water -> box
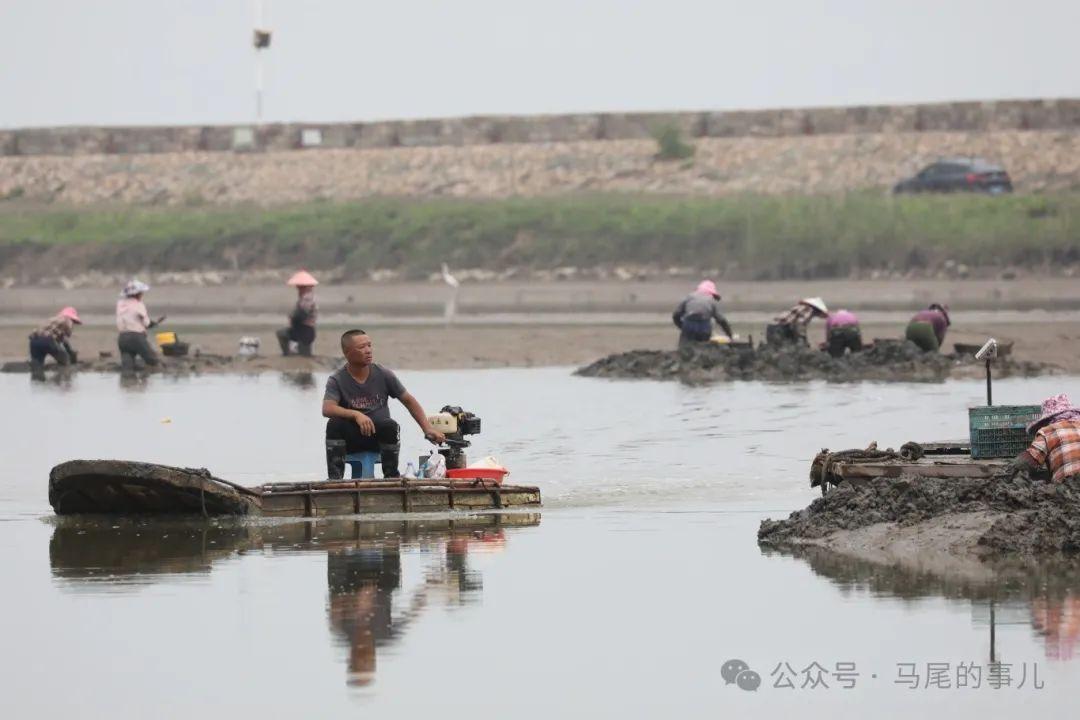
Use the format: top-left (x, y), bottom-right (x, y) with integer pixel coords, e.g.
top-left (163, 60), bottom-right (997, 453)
top-left (328, 539), bottom-right (408, 687)
top-left (48, 517), bottom-right (532, 688)
top-left (326, 530), bottom-right (502, 686)
top-left (30, 365), bottom-right (75, 387)
top-left (119, 372), bottom-right (150, 391)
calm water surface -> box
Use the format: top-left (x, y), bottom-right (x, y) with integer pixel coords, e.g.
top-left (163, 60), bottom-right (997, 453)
top-left (2, 369), bottom-right (1078, 718)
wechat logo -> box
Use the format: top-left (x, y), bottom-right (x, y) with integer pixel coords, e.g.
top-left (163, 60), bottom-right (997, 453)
top-left (722, 658), bottom-right (761, 692)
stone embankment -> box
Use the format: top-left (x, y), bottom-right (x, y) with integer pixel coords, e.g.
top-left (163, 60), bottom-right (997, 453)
top-left (3, 130), bottom-right (1079, 205)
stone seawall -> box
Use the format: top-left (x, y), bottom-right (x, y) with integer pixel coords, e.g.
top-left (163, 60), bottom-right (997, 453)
top-left (2, 98), bottom-right (1079, 157)
top-left (2, 129), bottom-right (1078, 205)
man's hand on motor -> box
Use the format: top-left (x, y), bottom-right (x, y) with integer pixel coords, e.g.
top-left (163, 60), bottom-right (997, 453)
top-left (425, 429), bottom-right (446, 444)
top-left (353, 411), bottom-right (376, 436)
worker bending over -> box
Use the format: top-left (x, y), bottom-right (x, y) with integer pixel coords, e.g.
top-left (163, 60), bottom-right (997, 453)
top-left (823, 309), bottom-right (862, 357)
top-left (905, 303), bottom-right (950, 352)
top-left (672, 280), bottom-right (733, 347)
top-left (1009, 394), bottom-right (1080, 483)
top-left (767, 297), bottom-right (828, 347)
top-left (29, 306), bottom-right (82, 370)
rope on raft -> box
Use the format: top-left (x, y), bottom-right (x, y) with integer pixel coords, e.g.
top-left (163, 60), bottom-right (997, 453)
top-left (816, 441), bottom-right (925, 489)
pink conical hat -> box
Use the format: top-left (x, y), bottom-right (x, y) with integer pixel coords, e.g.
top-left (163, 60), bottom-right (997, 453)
top-left (1028, 393), bottom-right (1080, 433)
top-left (59, 306), bottom-right (82, 324)
top-left (695, 280), bottom-right (719, 298)
top-left (286, 270), bottom-right (319, 287)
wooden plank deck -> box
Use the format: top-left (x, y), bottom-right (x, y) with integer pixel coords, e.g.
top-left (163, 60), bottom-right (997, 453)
top-left (49, 460), bottom-right (541, 517)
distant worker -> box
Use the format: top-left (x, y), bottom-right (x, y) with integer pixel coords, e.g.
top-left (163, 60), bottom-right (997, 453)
top-left (1008, 394), bottom-right (1080, 483)
top-left (822, 309), bottom-right (862, 357)
top-left (277, 270), bottom-right (319, 357)
top-left (672, 280), bottom-right (734, 347)
top-left (905, 303), bottom-right (950, 352)
top-left (322, 329), bottom-right (447, 480)
top-left (28, 306), bottom-right (82, 370)
top-left (767, 297), bottom-right (828, 347)
top-left (116, 279), bottom-right (164, 371)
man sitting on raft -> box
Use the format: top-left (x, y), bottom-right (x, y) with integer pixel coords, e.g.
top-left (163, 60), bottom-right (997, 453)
top-left (322, 329), bottom-right (446, 480)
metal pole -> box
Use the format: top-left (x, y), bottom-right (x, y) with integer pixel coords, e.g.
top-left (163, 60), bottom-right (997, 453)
top-left (989, 598), bottom-right (996, 663)
top-left (254, 0), bottom-right (265, 126)
top-left (255, 55), bottom-right (264, 126)
top-left (986, 358), bottom-right (993, 406)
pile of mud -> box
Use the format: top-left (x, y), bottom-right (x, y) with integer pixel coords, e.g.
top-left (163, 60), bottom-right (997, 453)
top-left (576, 340), bottom-right (1056, 383)
top-left (0, 354), bottom-right (340, 377)
top-left (758, 474), bottom-right (1080, 559)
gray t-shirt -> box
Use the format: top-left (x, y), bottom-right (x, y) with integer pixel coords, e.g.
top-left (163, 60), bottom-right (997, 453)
top-left (324, 364), bottom-right (406, 423)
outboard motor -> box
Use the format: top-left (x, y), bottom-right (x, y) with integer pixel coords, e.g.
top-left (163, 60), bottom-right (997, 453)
top-left (427, 405), bottom-right (481, 469)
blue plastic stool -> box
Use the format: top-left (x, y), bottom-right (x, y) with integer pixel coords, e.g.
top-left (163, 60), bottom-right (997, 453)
top-left (345, 451), bottom-right (381, 479)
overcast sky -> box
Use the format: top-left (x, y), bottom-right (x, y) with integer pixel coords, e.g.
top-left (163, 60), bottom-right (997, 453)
top-left (2, 0), bottom-right (1077, 128)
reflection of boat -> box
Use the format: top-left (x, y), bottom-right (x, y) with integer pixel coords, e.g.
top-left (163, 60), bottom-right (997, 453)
top-left (49, 513), bottom-right (540, 585)
top-left (50, 513), bottom-right (539, 685)
top-left (49, 459), bottom-right (541, 517)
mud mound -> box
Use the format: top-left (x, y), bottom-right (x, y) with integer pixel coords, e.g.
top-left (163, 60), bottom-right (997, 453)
top-left (1, 354), bottom-right (340, 376)
top-left (758, 475), bottom-right (1080, 557)
top-left (576, 340), bottom-right (1055, 383)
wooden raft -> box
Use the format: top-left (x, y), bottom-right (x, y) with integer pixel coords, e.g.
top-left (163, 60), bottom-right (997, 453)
top-left (810, 442), bottom-right (1009, 495)
top-left (49, 460), bottom-right (541, 517)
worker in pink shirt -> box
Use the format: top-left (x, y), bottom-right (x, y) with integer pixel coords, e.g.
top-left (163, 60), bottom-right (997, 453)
top-left (116, 279), bottom-right (164, 371)
top-left (822, 309), bottom-right (862, 357)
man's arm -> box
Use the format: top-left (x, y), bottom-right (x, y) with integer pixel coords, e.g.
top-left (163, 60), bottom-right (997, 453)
top-left (713, 308), bottom-right (734, 339)
top-left (1005, 451), bottom-right (1038, 478)
top-left (399, 392), bottom-right (446, 444)
top-left (1006, 434), bottom-right (1047, 478)
top-left (321, 399), bottom-right (375, 436)
top-left (672, 299), bottom-right (687, 329)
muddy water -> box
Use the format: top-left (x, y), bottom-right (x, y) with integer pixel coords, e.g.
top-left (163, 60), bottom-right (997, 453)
top-left (2, 369), bottom-right (1079, 718)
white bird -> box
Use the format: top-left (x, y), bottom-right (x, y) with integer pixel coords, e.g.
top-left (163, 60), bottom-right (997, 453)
top-left (441, 263), bottom-right (459, 288)
top-left (441, 263), bottom-right (460, 323)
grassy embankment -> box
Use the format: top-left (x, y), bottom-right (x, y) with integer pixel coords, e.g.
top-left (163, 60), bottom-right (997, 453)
top-left (0, 193), bottom-right (1077, 279)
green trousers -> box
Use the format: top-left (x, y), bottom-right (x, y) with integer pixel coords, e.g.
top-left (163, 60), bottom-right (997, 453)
top-left (905, 321), bottom-right (940, 352)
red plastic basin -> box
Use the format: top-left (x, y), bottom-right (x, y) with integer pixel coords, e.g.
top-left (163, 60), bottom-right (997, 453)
top-left (446, 467), bottom-right (508, 484)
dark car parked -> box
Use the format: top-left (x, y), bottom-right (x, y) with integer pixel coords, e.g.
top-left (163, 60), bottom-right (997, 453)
top-left (893, 158), bottom-right (1013, 195)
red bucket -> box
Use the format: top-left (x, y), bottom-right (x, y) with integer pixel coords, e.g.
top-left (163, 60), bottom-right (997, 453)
top-left (446, 467), bottom-right (508, 484)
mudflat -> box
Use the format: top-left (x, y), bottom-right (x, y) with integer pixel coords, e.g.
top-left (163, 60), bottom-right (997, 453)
top-left (2, 278), bottom-right (1078, 372)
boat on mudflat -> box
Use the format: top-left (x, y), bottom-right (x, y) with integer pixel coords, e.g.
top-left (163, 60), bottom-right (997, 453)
top-left (809, 441), bottom-right (1020, 495)
top-left (49, 459), bottom-right (541, 517)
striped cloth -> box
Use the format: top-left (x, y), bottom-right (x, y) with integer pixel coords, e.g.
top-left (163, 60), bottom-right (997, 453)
top-left (30, 315), bottom-right (74, 342)
top-left (1024, 419), bottom-right (1080, 483)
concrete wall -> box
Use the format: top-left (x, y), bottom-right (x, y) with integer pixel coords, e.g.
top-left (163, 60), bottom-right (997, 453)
top-left (2, 98), bottom-right (1079, 157)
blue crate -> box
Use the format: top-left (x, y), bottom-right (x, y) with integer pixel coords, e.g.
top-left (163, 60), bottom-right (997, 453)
top-left (968, 405), bottom-right (1041, 459)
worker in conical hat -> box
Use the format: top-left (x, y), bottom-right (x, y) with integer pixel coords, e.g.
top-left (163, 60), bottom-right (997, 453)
top-left (671, 280), bottom-right (734, 348)
top-left (277, 270), bottom-right (319, 356)
top-left (766, 297), bottom-right (829, 347)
